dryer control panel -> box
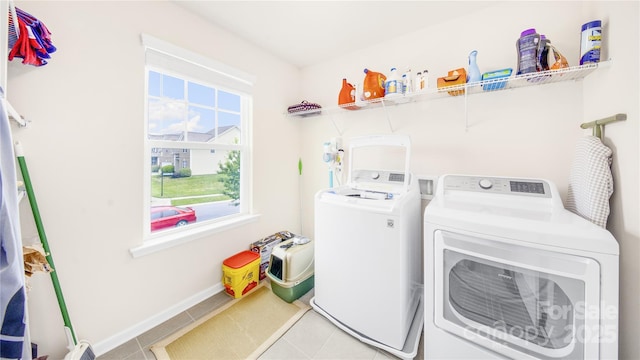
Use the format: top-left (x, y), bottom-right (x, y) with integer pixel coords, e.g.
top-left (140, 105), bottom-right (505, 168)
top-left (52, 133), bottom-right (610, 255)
top-left (443, 175), bottom-right (552, 198)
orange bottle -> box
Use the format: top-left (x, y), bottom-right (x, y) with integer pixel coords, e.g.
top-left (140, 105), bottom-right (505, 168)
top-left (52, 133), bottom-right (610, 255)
top-left (362, 68), bottom-right (386, 100)
top-left (338, 78), bottom-right (359, 110)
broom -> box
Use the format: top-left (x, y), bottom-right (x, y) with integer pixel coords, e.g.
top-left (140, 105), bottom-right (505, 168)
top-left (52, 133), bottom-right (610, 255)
top-left (15, 142), bottom-right (95, 360)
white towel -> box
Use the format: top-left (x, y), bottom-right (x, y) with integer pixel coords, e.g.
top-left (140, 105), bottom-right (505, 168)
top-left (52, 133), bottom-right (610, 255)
top-left (566, 136), bottom-right (613, 228)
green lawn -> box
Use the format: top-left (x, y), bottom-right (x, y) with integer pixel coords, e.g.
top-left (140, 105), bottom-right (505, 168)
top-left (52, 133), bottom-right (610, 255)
top-left (151, 174), bottom-right (231, 205)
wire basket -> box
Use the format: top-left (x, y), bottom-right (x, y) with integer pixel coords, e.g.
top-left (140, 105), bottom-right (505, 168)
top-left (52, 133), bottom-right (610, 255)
top-left (287, 100), bottom-right (322, 117)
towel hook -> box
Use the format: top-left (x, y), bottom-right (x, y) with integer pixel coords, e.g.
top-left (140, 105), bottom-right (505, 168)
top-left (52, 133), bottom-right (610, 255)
top-left (580, 113), bottom-right (627, 140)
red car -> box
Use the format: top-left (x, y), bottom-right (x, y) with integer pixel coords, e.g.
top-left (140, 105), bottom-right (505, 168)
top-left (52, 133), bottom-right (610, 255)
top-left (151, 206), bottom-right (197, 231)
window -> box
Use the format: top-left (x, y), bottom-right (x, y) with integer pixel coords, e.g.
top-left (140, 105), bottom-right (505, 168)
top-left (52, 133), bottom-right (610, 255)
top-left (140, 34), bottom-right (256, 249)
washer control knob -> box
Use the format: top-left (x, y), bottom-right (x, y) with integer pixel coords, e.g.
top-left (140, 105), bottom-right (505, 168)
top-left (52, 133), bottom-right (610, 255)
top-left (371, 172), bottom-right (380, 180)
top-left (479, 179), bottom-right (493, 189)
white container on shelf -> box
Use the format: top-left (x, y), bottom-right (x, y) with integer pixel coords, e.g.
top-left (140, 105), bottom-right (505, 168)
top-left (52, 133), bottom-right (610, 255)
top-left (384, 67), bottom-right (401, 98)
top-left (402, 69), bottom-right (413, 94)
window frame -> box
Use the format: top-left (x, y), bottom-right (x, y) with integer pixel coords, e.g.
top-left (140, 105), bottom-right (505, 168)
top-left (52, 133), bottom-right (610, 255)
top-left (130, 34), bottom-right (259, 258)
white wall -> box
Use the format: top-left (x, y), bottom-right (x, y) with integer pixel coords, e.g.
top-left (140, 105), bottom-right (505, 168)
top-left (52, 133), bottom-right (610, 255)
top-left (298, 1), bottom-right (639, 358)
top-left (7, 1), bottom-right (302, 358)
top-left (5, 1), bottom-right (638, 359)
top-left (583, 3), bottom-right (639, 359)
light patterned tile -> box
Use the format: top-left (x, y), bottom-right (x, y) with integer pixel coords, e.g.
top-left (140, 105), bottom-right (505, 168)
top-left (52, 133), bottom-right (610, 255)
top-left (282, 311), bottom-right (336, 358)
top-left (259, 337), bottom-right (311, 360)
top-left (123, 350), bottom-right (148, 360)
top-left (314, 328), bottom-right (378, 359)
top-left (186, 291), bottom-right (233, 320)
top-left (136, 312), bottom-right (193, 348)
top-left (97, 339), bottom-right (141, 359)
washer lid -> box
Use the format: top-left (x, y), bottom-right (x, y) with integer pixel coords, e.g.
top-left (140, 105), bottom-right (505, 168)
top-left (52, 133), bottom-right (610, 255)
top-left (347, 135), bottom-right (411, 194)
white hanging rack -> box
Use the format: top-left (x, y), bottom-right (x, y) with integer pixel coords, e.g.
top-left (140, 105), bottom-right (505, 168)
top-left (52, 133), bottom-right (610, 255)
top-left (1, 95), bottom-right (28, 127)
top-left (6, 100), bottom-right (26, 126)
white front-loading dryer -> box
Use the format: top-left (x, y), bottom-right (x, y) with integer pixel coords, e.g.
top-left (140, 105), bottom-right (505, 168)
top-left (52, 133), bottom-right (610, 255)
top-left (424, 175), bottom-right (619, 360)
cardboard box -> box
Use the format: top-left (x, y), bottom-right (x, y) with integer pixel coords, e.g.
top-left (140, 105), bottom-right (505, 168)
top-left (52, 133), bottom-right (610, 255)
top-left (250, 231), bottom-right (295, 280)
top-left (437, 68), bottom-right (467, 96)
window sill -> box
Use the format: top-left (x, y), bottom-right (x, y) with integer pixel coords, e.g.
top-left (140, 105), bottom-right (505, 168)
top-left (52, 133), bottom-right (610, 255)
top-left (129, 213), bottom-right (261, 258)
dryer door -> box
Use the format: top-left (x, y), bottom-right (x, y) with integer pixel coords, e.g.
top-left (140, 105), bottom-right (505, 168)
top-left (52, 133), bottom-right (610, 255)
top-left (433, 230), bottom-right (600, 360)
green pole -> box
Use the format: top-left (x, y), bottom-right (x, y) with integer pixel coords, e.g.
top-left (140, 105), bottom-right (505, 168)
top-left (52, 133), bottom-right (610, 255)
top-left (16, 148), bottom-right (78, 348)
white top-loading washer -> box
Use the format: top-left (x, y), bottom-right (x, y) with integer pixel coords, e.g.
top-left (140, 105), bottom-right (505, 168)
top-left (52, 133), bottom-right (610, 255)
top-left (311, 135), bottom-right (423, 359)
top-left (424, 174), bottom-right (619, 360)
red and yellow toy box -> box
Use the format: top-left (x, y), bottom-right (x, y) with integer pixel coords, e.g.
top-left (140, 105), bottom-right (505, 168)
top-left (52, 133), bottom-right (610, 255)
top-left (222, 250), bottom-right (260, 298)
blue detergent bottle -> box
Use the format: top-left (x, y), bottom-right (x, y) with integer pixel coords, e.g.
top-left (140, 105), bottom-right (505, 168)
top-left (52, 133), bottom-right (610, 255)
top-left (467, 50), bottom-right (481, 83)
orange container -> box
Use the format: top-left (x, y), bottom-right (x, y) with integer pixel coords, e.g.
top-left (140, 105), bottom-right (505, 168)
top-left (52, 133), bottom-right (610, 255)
top-left (437, 68), bottom-right (467, 96)
top-left (338, 78), bottom-right (359, 110)
top-left (222, 250), bottom-right (260, 298)
top-left (362, 68), bottom-right (386, 100)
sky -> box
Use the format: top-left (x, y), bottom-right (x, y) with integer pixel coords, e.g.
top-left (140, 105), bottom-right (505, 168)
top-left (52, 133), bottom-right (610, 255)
top-left (147, 70), bottom-right (241, 140)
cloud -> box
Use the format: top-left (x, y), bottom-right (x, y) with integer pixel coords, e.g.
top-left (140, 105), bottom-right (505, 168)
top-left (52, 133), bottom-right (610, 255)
top-left (148, 99), bottom-right (216, 135)
top-left (148, 100), bottom-right (186, 134)
top-left (187, 112), bottom-right (202, 131)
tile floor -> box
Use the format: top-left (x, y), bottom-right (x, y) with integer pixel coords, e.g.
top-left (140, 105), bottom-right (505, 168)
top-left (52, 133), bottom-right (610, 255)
top-left (98, 286), bottom-right (424, 359)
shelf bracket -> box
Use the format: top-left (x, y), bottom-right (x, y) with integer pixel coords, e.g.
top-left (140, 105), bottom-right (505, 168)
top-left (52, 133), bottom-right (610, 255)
top-left (328, 113), bottom-right (343, 136)
top-left (380, 100), bottom-right (394, 133)
top-left (464, 84), bottom-right (469, 132)
top-left (1, 96), bottom-right (28, 127)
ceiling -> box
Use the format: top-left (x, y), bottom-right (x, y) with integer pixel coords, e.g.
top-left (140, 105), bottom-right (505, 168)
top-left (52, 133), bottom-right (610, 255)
top-left (173, 1), bottom-right (497, 68)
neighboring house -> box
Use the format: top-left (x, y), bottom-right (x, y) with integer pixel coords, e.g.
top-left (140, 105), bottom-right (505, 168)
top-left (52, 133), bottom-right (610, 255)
top-left (191, 126), bottom-right (240, 175)
top-left (150, 125), bottom-right (240, 175)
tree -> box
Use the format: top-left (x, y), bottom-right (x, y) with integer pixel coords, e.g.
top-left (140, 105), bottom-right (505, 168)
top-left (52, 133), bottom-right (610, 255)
top-left (217, 150), bottom-right (240, 205)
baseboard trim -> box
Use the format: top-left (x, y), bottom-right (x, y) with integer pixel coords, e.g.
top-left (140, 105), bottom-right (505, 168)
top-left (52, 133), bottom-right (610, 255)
top-left (92, 283), bottom-right (225, 356)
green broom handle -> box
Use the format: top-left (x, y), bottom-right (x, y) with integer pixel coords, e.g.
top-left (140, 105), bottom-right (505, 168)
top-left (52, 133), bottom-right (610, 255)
top-left (15, 143), bottom-right (78, 347)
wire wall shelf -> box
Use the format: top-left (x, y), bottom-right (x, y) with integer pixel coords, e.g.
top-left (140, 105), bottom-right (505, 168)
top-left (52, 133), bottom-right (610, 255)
top-left (286, 62), bottom-right (604, 119)
top-left (444, 62), bottom-right (599, 95)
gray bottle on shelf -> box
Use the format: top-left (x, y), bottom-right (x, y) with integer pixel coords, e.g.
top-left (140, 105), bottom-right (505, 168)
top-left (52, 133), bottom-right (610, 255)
top-left (516, 28), bottom-right (540, 75)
